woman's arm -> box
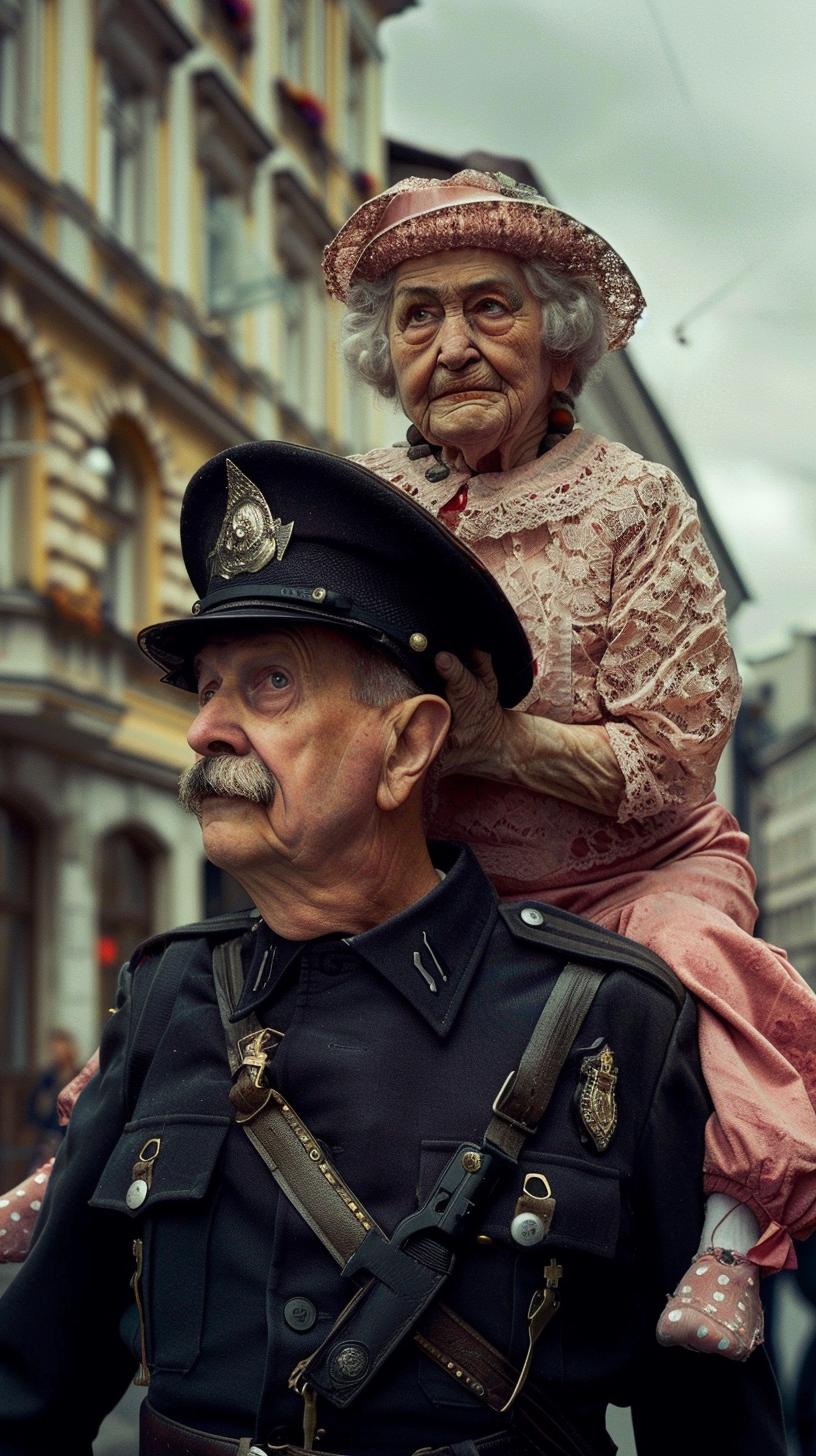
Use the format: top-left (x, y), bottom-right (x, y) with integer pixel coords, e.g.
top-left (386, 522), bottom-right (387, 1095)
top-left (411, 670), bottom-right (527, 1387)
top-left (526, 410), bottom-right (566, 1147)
top-left (436, 651), bottom-right (625, 816)
top-left (437, 472), bottom-right (741, 821)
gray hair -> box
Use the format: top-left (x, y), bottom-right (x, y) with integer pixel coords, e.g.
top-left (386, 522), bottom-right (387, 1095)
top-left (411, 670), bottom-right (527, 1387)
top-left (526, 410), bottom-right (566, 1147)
top-left (341, 259), bottom-right (607, 399)
top-left (347, 639), bottom-right (422, 707)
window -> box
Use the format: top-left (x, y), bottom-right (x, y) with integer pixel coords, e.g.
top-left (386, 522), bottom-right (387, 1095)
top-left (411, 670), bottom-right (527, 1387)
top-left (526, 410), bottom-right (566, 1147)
top-left (204, 180), bottom-right (243, 316)
top-left (0, 803), bottom-right (34, 1073)
top-left (97, 62), bottom-right (158, 261)
top-left (282, 270), bottom-right (307, 415)
top-left (95, 0), bottom-right (192, 265)
top-left (0, 0), bottom-right (44, 161)
top-left (0, 362), bottom-right (24, 589)
top-left (97, 434), bottom-right (144, 633)
top-left (194, 69), bottom-right (273, 317)
top-left (282, 0), bottom-right (307, 83)
top-left (97, 831), bottom-right (157, 1024)
top-left (346, 32), bottom-right (370, 170)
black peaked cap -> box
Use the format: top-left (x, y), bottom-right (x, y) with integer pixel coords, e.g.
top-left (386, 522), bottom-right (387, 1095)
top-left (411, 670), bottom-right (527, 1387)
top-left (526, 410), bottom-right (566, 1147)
top-left (138, 441), bottom-right (534, 707)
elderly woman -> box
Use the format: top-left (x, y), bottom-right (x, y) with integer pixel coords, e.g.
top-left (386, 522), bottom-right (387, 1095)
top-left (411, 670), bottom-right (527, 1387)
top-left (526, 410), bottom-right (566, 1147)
top-left (323, 169), bottom-right (816, 1359)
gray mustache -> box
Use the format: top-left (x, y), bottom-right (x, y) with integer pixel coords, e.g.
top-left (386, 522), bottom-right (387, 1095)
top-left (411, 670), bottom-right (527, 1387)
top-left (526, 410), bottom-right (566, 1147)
top-left (178, 755), bottom-right (276, 819)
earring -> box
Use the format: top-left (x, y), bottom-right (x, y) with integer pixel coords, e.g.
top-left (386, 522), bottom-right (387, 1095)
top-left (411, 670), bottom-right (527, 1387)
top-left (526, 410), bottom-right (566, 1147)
top-left (537, 391), bottom-right (575, 456)
top-left (405, 424), bottom-right (450, 483)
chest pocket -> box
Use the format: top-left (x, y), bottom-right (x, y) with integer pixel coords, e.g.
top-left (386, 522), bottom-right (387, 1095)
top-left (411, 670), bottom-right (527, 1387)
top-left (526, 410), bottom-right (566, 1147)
top-left (415, 1141), bottom-right (622, 1408)
top-left (90, 1114), bottom-right (230, 1373)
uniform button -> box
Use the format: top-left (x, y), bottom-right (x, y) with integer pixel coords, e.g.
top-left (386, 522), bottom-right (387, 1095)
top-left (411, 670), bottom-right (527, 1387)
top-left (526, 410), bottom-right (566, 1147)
top-left (511, 1212), bottom-right (546, 1246)
top-left (284, 1296), bottom-right (317, 1331)
top-left (520, 906), bottom-right (545, 927)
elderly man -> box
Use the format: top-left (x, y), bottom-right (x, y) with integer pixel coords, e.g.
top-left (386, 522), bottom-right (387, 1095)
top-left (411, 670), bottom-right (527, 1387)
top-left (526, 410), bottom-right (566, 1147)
top-left (0, 444), bottom-right (784, 1456)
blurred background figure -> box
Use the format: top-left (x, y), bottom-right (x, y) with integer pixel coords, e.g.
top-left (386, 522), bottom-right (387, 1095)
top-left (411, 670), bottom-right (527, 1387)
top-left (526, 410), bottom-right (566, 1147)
top-left (24, 1028), bottom-right (79, 1172)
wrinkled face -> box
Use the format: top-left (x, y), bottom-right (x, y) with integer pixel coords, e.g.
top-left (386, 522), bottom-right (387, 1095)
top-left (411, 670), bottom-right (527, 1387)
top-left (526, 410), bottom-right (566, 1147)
top-left (184, 628), bottom-right (402, 882)
top-left (388, 247), bottom-right (568, 465)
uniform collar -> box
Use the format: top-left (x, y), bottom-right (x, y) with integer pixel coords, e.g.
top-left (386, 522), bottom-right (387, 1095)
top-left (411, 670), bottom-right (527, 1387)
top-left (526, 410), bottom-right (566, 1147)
top-left (232, 843), bottom-right (498, 1037)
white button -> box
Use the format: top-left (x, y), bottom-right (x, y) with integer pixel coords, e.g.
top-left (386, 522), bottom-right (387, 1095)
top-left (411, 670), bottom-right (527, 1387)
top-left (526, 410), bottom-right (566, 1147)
top-left (511, 1212), bottom-right (545, 1246)
top-left (126, 1179), bottom-right (148, 1210)
top-left (520, 907), bottom-right (544, 927)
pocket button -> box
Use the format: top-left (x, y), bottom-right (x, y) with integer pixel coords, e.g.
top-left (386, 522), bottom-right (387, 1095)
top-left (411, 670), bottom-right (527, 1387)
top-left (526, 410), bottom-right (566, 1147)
top-left (284, 1296), bottom-right (317, 1331)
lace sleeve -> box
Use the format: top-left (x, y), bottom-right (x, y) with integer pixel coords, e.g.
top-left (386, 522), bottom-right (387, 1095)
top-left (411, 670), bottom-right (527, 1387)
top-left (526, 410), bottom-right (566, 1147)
top-left (597, 469), bottom-right (742, 823)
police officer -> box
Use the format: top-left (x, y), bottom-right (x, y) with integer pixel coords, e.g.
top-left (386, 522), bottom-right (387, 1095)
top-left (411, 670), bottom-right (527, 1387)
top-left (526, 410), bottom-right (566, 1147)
top-left (0, 444), bottom-right (785, 1456)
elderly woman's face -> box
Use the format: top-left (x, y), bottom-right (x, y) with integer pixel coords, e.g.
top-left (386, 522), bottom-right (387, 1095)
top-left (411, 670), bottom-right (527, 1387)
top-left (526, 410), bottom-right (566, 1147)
top-left (388, 247), bottom-right (571, 472)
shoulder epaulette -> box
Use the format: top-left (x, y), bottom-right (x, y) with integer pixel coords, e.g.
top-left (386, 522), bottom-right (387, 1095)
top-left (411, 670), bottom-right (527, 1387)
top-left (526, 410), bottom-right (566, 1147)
top-left (498, 901), bottom-right (684, 1008)
top-left (131, 908), bottom-right (261, 966)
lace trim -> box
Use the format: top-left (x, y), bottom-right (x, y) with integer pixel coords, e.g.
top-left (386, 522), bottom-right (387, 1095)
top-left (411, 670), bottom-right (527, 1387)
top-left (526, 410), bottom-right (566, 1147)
top-left (356, 433), bottom-right (741, 875)
top-left (353, 431), bottom-right (666, 537)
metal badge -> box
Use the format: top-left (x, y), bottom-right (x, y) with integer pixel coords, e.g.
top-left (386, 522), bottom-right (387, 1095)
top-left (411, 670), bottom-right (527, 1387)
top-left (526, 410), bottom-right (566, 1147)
top-left (208, 458), bottom-right (294, 583)
top-left (577, 1044), bottom-right (618, 1153)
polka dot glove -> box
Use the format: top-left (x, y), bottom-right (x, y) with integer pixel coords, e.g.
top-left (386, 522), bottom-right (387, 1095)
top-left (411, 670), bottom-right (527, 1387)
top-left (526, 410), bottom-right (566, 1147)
top-left (656, 1248), bottom-right (764, 1361)
top-left (0, 1160), bottom-right (54, 1262)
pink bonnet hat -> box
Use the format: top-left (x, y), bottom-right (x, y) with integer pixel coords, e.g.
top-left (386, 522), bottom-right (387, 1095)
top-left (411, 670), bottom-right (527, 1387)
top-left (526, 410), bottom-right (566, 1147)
top-left (322, 170), bottom-right (645, 352)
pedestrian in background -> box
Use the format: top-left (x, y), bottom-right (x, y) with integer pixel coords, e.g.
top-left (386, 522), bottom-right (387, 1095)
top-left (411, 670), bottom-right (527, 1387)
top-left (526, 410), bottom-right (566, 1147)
top-left (25, 1029), bottom-right (80, 1172)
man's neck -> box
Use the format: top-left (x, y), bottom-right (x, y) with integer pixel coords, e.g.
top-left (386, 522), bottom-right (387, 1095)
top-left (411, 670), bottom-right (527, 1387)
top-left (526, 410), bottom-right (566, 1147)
top-left (234, 821), bottom-right (440, 941)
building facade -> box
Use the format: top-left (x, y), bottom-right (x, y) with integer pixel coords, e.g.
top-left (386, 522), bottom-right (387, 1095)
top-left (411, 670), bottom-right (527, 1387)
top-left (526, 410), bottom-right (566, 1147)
top-left (0, 0), bottom-right (409, 1183)
top-left (740, 634), bottom-right (816, 987)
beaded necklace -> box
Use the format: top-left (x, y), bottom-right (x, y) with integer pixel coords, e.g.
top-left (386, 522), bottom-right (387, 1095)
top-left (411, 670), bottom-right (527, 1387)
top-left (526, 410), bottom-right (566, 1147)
top-left (403, 391), bottom-right (576, 528)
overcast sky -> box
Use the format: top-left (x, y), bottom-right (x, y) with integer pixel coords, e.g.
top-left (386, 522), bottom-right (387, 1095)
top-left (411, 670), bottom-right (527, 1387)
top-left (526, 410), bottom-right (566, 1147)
top-left (379, 0), bottom-right (816, 664)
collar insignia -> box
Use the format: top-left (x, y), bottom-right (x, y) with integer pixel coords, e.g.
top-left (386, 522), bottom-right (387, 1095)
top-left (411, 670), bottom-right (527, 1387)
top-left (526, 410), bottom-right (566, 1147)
top-left (577, 1043), bottom-right (618, 1153)
top-left (208, 458), bottom-right (294, 583)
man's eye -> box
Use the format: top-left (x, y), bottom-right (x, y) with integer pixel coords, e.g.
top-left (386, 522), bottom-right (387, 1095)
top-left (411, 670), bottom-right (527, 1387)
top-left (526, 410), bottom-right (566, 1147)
top-left (199, 687), bottom-right (216, 705)
top-left (267, 671), bottom-right (289, 690)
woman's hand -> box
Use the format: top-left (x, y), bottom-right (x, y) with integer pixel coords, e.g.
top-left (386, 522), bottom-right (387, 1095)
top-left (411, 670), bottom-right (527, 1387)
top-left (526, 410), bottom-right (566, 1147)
top-left (435, 650), bottom-right (625, 816)
top-left (435, 650), bottom-right (513, 779)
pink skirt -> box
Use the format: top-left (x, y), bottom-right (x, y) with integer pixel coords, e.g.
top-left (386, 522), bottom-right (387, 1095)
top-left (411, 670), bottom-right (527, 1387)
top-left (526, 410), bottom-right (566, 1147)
top-left (501, 798), bottom-right (816, 1270)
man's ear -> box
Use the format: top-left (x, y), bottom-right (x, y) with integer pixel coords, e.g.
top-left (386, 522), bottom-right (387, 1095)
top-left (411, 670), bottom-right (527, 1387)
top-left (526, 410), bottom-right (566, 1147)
top-left (377, 695), bottom-right (451, 812)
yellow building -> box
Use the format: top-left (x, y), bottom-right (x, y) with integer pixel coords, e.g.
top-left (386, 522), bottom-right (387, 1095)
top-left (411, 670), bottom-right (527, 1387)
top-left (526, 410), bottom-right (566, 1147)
top-left (0, 0), bottom-right (409, 1181)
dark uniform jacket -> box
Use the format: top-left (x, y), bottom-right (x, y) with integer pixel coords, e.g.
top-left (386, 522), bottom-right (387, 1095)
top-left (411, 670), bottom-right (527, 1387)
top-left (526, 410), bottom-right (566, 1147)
top-left (0, 844), bottom-right (784, 1455)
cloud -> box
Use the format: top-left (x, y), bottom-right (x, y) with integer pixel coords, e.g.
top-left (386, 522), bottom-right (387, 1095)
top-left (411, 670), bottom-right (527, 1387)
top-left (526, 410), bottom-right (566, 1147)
top-left (379, 0), bottom-right (816, 658)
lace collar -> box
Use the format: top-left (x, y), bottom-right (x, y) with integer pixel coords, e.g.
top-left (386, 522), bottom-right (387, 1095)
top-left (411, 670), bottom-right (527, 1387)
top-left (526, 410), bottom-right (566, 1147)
top-left (354, 432), bottom-right (653, 541)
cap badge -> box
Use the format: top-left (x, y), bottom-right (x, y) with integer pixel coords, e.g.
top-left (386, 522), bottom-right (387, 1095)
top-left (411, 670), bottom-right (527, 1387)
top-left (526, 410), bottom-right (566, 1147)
top-left (208, 458), bottom-right (294, 583)
top-left (577, 1043), bottom-right (618, 1153)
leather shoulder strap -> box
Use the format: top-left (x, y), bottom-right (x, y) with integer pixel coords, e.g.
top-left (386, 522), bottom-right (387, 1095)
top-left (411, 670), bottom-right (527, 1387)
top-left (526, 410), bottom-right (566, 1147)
top-left (212, 938), bottom-right (605, 1456)
top-left (498, 902), bottom-right (684, 1007)
top-left (485, 964), bottom-right (605, 1160)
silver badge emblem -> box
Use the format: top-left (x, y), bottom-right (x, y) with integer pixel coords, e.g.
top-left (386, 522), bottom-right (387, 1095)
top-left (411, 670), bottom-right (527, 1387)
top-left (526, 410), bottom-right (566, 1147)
top-left (578, 1043), bottom-right (618, 1153)
top-left (208, 458), bottom-right (294, 583)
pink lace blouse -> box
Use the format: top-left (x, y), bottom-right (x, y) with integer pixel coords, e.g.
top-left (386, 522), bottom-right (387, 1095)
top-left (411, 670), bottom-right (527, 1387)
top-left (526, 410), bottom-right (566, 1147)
top-left (353, 430), bottom-right (742, 891)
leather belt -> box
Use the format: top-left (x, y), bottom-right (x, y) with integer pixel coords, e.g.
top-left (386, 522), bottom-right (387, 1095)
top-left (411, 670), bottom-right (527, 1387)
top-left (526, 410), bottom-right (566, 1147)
top-left (140, 1400), bottom-right (531, 1456)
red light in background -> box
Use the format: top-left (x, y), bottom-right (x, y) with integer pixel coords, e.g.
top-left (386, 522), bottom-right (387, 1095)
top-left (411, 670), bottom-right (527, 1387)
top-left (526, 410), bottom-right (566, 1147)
top-left (98, 935), bottom-right (119, 967)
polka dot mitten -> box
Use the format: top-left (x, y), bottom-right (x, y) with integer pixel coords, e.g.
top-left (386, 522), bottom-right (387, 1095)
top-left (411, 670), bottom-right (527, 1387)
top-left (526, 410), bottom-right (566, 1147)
top-left (656, 1247), bottom-right (764, 1361)
top-left (0, 1160), bottom-right (54, 1262)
